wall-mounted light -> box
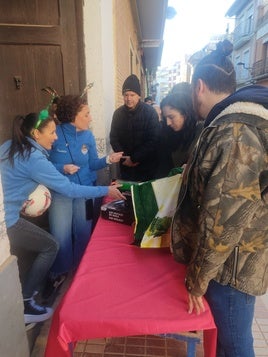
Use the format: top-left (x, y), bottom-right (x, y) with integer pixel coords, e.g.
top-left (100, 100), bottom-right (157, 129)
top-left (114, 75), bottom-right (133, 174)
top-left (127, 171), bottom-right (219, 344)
top-left (237, 62), bottom-right (253, 71)
top-left (237, 62), bottom-right (256, 84)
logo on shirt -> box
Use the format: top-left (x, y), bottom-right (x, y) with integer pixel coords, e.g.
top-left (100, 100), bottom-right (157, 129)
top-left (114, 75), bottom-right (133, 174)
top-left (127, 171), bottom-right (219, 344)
top-left (81, 144), bottom-right (88, 155)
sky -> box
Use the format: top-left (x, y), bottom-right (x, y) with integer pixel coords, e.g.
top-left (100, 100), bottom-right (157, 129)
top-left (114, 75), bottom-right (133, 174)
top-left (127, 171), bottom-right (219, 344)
top-left (161, 0), bottom-right (235, 66)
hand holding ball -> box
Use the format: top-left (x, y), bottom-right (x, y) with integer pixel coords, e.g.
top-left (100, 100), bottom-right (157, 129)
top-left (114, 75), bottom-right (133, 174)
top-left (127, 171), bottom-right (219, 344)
top-left (21, 184), bottom-right (51, 217)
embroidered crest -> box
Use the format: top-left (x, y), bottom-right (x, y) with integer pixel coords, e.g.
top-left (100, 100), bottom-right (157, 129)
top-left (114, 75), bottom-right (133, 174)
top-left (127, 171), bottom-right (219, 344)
top-left (81, 144), bottom-right (88, 154)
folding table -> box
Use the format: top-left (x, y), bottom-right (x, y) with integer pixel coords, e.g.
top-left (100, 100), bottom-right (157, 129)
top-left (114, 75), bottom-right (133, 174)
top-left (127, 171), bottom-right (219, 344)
top-left (45, 218), bottom-right (217, 357)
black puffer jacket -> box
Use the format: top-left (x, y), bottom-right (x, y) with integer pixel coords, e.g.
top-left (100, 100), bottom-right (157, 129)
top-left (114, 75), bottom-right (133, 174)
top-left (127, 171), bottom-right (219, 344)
top-left (110, 101), bottom-right (160, 181)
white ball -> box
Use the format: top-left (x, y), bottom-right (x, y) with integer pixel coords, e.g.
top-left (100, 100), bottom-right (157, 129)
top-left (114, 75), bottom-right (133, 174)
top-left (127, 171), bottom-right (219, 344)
top-left (21, 184), bottom-right (51, 217)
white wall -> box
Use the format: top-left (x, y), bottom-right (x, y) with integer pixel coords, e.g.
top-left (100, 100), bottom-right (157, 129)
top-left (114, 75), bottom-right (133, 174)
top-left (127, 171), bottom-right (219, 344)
top-left (83, 0), bottom-right (116, 157)
top-left (0, 178), bottom-right (29, 357)
top-left (0, 176), bottom-right (10, 265)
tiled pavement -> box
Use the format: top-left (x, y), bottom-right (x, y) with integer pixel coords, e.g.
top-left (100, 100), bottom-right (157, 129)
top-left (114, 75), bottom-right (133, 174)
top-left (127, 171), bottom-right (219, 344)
top-left (252, 293), bottom-right (268, 357)
top-left (31, 287), bottom-right (268, 357)
top-left (73, 334), bottom-right (204, 357)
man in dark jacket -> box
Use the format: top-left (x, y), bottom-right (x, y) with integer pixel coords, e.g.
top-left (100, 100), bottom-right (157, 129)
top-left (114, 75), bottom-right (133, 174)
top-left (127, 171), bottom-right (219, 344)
top-left (110, 74), bottom-right (160, 182)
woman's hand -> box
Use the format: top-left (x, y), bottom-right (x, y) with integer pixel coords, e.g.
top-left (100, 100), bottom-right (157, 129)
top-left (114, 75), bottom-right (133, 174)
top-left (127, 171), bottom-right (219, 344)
top-left (108, 152), bottom-right (124, 163)
top-left (122, 156), bottom-right (139, 167)
top-left (188, 293), bottom-right (206, 315)
top-left (64, 164), bottom-right (80, 175)
top-left (107, 184), bottom-right (126, 200)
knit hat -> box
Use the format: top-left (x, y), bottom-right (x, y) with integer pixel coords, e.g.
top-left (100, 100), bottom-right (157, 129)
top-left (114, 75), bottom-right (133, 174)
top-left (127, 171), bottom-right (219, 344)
top-left (122, 74), bottom-right (141, 96)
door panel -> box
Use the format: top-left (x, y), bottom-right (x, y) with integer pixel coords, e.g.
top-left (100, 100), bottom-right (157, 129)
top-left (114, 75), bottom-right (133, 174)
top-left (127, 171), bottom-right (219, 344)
top-left (0, 45), bottom-right (64, 142)
top-left (0, 0), bottom-right (59, 25)
top-left (0, 0), bottom-right (84, 144)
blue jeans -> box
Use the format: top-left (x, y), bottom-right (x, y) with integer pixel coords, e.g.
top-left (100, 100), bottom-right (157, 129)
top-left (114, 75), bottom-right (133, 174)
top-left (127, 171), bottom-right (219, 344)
top-left (7, 218), bottom-right (59, 299)
top-left (49, 193), bottom-right (92, 275)
top-left (205, 280), bottom-right (255, 357)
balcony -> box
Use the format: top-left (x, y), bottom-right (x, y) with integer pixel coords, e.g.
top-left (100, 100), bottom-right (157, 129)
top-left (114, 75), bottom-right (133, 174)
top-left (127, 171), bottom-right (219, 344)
top-left (132, 0), bottom-right (168, 74)
top-left (257, 10), bottom-right (268, 29)
top-left (226, 0), bottom-right (251, 17)
top-left (251, 58), bottom-right (268, 79)
top-left (233, 18), bottom-right (254, 49)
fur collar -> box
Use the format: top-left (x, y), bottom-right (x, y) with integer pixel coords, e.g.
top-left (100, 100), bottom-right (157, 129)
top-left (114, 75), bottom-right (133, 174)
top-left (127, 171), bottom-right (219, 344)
top-left (213, 102), bottom-right (268, 123)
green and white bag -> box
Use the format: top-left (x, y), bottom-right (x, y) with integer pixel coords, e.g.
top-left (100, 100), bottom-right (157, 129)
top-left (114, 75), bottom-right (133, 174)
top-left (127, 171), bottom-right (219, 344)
top-left (131, 168), bottom-right (183, 248)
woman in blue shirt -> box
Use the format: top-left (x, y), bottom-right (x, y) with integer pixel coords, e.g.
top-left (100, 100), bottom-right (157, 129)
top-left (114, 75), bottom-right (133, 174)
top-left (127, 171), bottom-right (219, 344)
top-left (0, 111), bottom-right (124, 324)
top-left (47, 95), bottom-right (123, 294)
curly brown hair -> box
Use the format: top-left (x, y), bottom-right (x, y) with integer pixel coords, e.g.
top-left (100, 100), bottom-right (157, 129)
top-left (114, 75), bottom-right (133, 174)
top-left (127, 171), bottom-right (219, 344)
top-left (56, 95), bottom-right (87, 123)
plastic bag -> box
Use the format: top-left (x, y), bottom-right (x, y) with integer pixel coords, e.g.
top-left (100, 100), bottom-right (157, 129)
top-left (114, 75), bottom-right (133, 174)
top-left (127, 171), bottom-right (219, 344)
top-left (131, 168), bottom-right (183, 248)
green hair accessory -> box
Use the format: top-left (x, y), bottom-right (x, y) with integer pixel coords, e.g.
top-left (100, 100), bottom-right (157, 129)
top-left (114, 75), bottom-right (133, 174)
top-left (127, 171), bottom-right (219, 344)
top-left (34, 109), bottom-right (50, 129)
top-left (34, 86), bottom-right (60, 129)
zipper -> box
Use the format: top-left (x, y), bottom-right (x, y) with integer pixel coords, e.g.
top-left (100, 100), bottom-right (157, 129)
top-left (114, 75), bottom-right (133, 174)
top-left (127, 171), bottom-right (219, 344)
top-left (230, 245), bottom-right (239, 286)
top-left (170, 126), bottom-right (210, 232)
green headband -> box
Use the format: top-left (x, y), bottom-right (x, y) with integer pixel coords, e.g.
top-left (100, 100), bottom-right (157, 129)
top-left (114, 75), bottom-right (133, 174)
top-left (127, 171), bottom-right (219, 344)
top-left (35, 86), bottom-right (60, 129)
top-left (34, 109), bottom-right (50, 129)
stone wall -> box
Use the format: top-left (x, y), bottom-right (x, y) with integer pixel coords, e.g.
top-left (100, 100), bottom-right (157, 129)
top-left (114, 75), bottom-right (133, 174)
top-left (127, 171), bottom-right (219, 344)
top-left (0, 177), bottom-right (29, 356)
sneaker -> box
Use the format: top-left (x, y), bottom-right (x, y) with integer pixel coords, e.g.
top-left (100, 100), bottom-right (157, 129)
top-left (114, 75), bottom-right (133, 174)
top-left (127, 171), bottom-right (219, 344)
top-left (24, 298), bottom-right (53, 324)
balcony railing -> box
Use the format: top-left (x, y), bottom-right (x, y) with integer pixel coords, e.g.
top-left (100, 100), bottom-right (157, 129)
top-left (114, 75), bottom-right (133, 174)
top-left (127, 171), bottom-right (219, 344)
top-left (251, 59), bottom-right (268, 78)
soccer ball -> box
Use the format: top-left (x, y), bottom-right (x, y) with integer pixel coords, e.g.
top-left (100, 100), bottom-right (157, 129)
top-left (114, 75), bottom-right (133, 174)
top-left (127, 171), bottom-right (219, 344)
top-left (21, 184), bottom-right (51, 217)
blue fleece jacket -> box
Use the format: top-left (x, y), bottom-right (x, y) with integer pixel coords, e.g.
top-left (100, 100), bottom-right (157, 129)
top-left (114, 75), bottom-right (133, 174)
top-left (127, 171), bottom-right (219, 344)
top-left (0, 138), bottom-right (108, 228)
top-left (49, 123), bottom-right (107, 185)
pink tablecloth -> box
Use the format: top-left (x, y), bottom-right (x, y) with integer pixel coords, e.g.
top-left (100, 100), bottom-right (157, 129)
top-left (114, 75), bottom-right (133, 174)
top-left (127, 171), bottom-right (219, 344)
top-left (45, 218), bottom-right (217, 357)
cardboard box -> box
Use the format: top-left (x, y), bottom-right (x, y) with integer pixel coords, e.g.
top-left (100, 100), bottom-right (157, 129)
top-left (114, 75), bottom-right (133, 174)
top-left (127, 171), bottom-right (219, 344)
top-left (100, 193), bottom-right (134, 226)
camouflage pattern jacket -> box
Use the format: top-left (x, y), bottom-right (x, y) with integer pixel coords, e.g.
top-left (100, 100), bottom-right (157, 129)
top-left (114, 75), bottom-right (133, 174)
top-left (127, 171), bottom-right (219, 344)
top-left (171, 101), bottom-right (268, 297)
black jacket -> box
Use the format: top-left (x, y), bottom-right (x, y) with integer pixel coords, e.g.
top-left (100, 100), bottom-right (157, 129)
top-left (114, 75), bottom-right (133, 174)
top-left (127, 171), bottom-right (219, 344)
top-left (110, 101), bottom-right (160, 181)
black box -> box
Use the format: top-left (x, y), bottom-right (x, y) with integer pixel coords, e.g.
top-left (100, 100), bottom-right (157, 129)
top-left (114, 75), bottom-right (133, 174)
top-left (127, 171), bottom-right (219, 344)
top-left (100, 192), bottom-right (134, 226)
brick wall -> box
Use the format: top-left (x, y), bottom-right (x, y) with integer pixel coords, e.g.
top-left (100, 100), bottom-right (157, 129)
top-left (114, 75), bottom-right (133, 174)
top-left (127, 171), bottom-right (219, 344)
top-left (113, 0), bottom-right (143, 108)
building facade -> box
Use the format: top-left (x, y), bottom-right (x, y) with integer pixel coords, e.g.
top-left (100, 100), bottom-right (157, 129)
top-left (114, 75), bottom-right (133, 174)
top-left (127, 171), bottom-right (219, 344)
top-left (227, 0), bottom-right (268, 87)
top-left (0, 1), bottom-right (167, 354)
top-left (156, 61), bottom-right (181, 101)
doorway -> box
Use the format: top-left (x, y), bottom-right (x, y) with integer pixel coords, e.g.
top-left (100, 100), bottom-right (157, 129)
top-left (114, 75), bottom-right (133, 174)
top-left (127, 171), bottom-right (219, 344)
top-left (0, 0), bottom-right (85, 144)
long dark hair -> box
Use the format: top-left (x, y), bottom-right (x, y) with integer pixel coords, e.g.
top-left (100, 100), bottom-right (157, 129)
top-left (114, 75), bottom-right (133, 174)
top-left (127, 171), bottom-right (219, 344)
top-left (7, 112), bottom-right (53, 166)
top-left (160, 92), bottom-right (197, 150)
top-left (192, 39), bottom-right (236, 94)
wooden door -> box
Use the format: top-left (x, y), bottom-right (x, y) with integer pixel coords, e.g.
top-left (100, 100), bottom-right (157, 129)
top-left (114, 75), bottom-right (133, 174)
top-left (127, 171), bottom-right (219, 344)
top-left (0, 0), bottom-right (85, 144)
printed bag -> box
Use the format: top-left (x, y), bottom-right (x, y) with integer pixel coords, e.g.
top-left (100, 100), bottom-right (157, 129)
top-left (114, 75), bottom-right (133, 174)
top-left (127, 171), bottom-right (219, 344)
top-left (131, 168), bottom-right (183, 248)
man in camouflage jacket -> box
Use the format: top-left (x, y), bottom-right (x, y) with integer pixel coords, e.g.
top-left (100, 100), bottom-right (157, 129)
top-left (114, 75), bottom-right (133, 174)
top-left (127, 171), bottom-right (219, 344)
top-left (172, 85), bottom-right (268, 299)
top-left (173, 38), bottom-right (268, 356)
